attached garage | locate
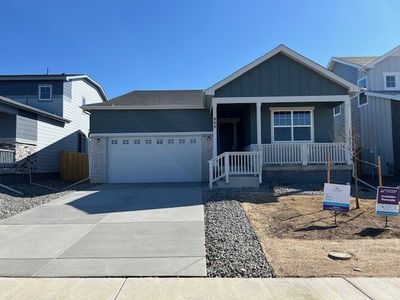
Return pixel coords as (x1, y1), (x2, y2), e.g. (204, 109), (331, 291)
(107, 135), (202, 183)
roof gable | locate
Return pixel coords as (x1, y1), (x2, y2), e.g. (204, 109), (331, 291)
(206, 45), (359, 96)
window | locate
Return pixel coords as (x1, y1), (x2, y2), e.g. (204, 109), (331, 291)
(38, 85), (52, 101)
(190, 138), (197, 144)
(122, 139), (129, 144)
(271, 109), (313, 142)
(82, 97), (86, 106)
(357, 76), (367, 89)
(333, 105), (341, 116)
(358, 92), (368, 107)
(167, 139), (174, 144)
(156, 139), (163, 144)
(384, 73), (400, 90)
(134, 139), (140, 144)
(179, 139), (185, 144)
(111, 139), (118, 145)
(145, 139), (152, 144)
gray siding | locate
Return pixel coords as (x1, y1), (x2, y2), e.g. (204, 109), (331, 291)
(90, 110), (212, 134)
(331, 63), (358, 85)
(215, 53), (348, 97)
(0, 112), (16, 139)
(246, 102), (337, 144)
(16, 110), (38, 144)
(358, 96), (393, 175)
(368, 55), (400, 91)
(0, 80), (64, 116)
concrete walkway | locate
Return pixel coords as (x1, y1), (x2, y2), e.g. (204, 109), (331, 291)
(0, 183), (206, 277)
(0, 277), (399, 299)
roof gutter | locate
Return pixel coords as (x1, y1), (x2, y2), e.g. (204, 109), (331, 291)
(82, 105), (205, 111)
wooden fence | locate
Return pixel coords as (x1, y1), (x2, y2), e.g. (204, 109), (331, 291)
(60, 151), (89, 182)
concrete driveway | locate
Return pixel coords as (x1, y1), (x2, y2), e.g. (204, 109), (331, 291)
(0, 183), (206, 277)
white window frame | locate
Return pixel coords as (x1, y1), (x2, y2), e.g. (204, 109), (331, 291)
(333, 105), (341, 117)
(358, 92), (368, 107)
(383, 72), (400, 91)
(270, 107), (315, 143)
(38, 84), (53, 101)
(357, 76), (367, 89)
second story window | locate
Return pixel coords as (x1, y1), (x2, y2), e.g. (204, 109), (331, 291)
(384, 73), (400, 91)
(38, 84), (52, 101)
(357, 76), (367, 89)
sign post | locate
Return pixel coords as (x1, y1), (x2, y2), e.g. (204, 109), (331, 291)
(376, 186), (399, 227)
(323, 183), (351, 224)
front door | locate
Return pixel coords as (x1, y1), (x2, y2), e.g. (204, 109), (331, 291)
(219, 123), (235, 154)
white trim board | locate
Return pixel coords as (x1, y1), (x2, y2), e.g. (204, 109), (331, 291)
(365, 92), (400, 101)
(90, 131), (213, 137)
(82, 105), (205, 111)
(364, 45), (400, 69)
(212, 95), (348, 105)
(205, 44), (360, 95)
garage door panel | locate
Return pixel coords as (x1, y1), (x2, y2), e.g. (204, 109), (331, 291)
(107, 136), (201, 183)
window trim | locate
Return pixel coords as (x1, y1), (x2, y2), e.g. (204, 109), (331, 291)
(38, 84), (53, 101)
(383, 72), (400, 91)
(270, 107), (315, 143)
(333, 105), (341, 117)
(357, 76), (367, 89)
(358, 92), (368, 107)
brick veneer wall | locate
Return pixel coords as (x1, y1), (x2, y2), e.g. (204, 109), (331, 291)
(89, 137), (107, 183)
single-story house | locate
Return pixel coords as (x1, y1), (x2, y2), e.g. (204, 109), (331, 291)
(83, 45), (359, 187)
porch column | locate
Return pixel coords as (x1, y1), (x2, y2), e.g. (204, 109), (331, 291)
(256, 102), (262, 150)
(344, 96), (352, 164)
(212, 102), (218, 157)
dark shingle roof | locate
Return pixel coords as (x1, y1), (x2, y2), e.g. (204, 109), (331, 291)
(84, 90), (204, 108)
(333, 56), (379, 67)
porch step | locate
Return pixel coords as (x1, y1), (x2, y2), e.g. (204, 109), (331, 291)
(215, 175), (260, 189)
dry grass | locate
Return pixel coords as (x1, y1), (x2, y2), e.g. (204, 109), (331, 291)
(241, 194), (400, 277)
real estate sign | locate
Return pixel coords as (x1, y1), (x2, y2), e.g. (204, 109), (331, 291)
(323, 183), (350, 213)
(376, 187), (400, 216)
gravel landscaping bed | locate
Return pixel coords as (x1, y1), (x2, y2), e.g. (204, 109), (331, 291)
(203, 188), (273, 278)
(0, 178), (93, 220)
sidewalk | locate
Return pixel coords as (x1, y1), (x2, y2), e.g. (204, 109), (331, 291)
(0, 277), (399, 299)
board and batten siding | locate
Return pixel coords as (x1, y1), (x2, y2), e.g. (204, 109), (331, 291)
(90, 109), (212, 134)
(368, 54), (400, 91)
(35, 79), (104, 173)
(358, 96), (393, 176)
(215, 53), (348, 97)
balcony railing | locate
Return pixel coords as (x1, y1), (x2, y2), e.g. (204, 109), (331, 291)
(261, 143), (349, 166)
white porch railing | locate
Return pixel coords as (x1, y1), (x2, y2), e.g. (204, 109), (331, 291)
(208, 151), (262, 189)
(261, 143), (348, 166)
(0, 149), (15, 166)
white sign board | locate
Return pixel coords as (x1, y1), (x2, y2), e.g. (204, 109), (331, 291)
(323, 183), (351, 212)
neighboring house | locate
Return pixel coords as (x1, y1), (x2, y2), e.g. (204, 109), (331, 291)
(0, 74), (107, 173)
(328, 45), (400, 176)
(84, 45), (359, 187)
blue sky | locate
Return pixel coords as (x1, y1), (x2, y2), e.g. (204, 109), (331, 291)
(0, 0), (399, 99)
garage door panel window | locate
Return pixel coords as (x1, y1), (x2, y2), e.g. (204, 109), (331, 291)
(272, 108), (314, 142)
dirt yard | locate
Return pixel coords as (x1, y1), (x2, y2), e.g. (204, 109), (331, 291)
(241, 191), (400, 277)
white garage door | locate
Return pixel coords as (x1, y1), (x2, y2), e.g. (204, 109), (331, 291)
(107, 135), (202, 183)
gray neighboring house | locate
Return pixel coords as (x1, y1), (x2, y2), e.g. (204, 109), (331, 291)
(0, 74), (107, 173)
(328, 45), (400, 176)
(84, 45), (359, 187)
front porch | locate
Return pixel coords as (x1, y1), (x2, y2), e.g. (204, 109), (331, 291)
(209, 96), (353, 188)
